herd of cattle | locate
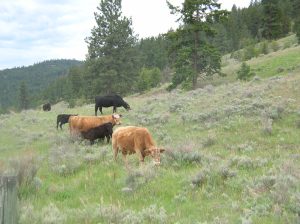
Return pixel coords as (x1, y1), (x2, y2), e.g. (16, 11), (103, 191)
(43, 95), (165, 167)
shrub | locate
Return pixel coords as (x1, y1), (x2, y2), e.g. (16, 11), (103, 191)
(259, 41), (269, 55)
(270, 40), (280, 52)
(261, 111), (273, 134)
(237, 62), (255, 81)
(243, 45), (258, 60)
(48, 143), (82, 176)
(8, 149), (41, 187)
(125, 165), (157, 190)
(164, 145), (202, 166)
(137, 67), (162, 92)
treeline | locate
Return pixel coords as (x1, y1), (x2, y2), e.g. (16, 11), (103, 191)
(43, 0), (299, 105)
(6, 0), (300, 113)
(0, 60), (82, 113)
(213, 0), (300, 54)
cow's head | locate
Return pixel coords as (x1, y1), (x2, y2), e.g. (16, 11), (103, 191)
(112, 114), (122, 125)
(145, 147), (165, 165)
(123, 101), (131, 111)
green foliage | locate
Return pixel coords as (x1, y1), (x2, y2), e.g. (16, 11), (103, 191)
(137, 35), (169, 70)
(261, 0), (290, 40)
(294, 17), (300, 44)
(270, 40), (280, 51)
(137, 67), (162, 92)
(237, 62), (255, 81)
(243, 44), (259, 60)
(167, 0), (228, 90)
(84, 0), (138, 96)
(260, 41), (269, 54)
(0, 59), (81, 112)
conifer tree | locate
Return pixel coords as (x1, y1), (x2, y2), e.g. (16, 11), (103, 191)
(85, 0), (138, 96)
(166, 0), (228, 90)
(261, 0), (289, 39)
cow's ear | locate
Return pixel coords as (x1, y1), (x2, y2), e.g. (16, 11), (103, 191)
(119, 114), (123, 117)
(159, 148), (165, 153)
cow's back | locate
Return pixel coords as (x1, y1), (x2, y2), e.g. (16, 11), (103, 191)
(69, 115), (112, 133)
(113, 126), (155, 150)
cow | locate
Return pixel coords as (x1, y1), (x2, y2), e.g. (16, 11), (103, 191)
(56, 114), (78, 130)
(112, 126), (165, 167)
(95, 95), (131, 116)
(69, 114), (122, 136)
(81, 122), (113, 144)
(42, 103), (51, 111)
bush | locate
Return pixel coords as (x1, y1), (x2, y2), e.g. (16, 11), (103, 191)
(259, 41), (269, 55)
(270, 41), (280, 52)
(137, 67), (162, 92)
(237, 62), (255, 81)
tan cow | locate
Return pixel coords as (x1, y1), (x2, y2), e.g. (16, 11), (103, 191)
(112, 126), (165, 167)
(69, 114), (121, 135)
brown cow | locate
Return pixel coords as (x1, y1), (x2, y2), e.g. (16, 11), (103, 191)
(69, 114), (121, 135)
(112, 126), (165, 167)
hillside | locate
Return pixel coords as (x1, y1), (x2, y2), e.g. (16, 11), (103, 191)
(0, 59), (82, 111)
(0, 42), (300, 223)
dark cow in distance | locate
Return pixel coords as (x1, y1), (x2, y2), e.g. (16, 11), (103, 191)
(43, 103), (51, 111)
(95, 95), (130, 116)
(81, 122), (113, 144)
(57, 114), (78, 130)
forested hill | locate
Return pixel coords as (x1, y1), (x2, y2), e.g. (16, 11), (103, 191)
(0, 59), (82, 112)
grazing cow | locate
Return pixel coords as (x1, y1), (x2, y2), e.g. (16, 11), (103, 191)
(112, 126), (165, 167)
(95, 95), (131, 116)
(43, 103), (51, 111)
(69, 114), (121, 135)
(81, 122), (113, 144)
(56, 114), (78, 130)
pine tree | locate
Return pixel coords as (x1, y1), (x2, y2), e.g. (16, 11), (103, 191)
(85, 0), (138, 96)
(166, 0), (228, 90)
(19, 81), (29, 110)
(261, 0), (290, 39)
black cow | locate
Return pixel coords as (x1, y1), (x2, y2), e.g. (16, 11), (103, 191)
(43, 103), (51, 111)
(56, 114), (78, 130)
(95, 95), (131, 116)
(81, 122), (113, 144)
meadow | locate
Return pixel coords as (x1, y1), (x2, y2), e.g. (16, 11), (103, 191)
(0, 36), (300, 223)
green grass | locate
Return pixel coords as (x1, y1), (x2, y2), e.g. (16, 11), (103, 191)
(2, 39), (300, 224)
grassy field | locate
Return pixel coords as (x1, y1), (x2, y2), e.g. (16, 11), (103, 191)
(1, 39), (300, 223)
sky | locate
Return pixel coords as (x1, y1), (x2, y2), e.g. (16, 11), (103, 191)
(0, 0), (251, 70)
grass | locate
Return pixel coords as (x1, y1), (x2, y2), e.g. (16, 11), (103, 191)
(1, 39), (300, 224)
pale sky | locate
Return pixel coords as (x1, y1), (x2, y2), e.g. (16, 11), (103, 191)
(0, 0), (251, 70)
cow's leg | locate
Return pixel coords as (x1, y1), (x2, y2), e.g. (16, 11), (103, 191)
(113, 106), (117, 113)
(106, 135), (110, 143)
(136, 150), (144, 166)
(112, 141), (118, 162)
(122, 153), (129, 170)
(60, 123), (63, 130)
(95, 104), (98, 116)
(100, 107), (103, 114)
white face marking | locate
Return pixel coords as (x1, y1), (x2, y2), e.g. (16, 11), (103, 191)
(113, 114), (120, 119)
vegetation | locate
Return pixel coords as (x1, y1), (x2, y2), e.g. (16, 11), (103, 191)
(1, 0), (300, 222)
(236, 62), (255, 81)
(0, 59), (82, 112)
(166, 0), (228, 90)
(1, 48), (300, 222)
